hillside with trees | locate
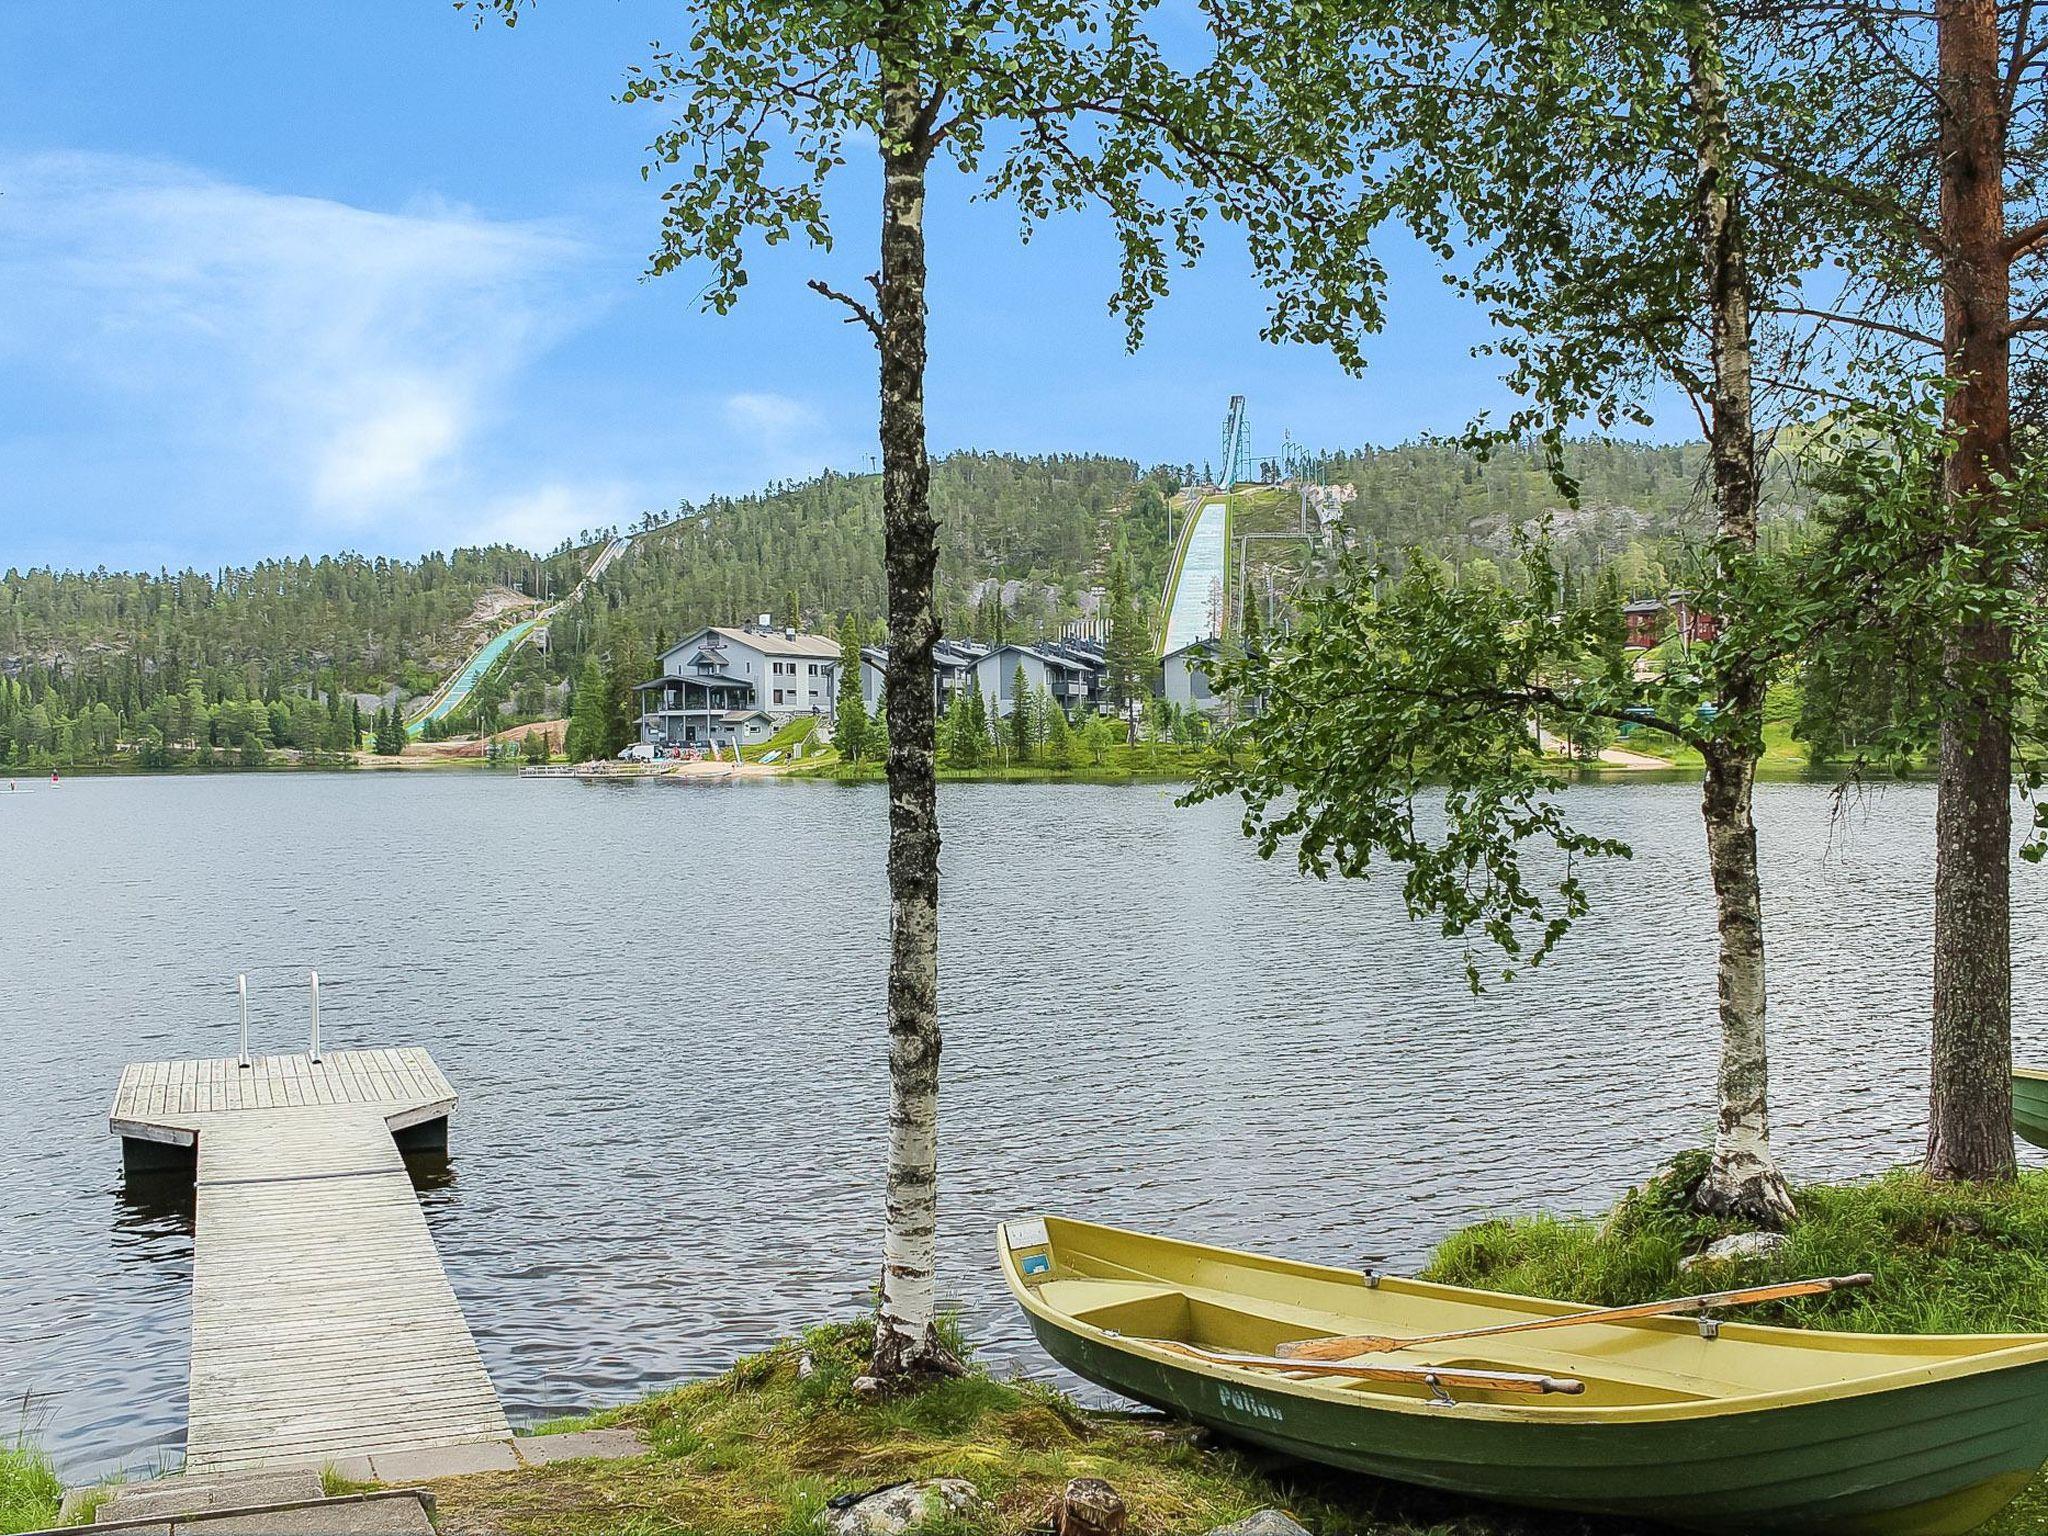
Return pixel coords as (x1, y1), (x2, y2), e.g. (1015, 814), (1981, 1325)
(0, 439), (1764, 770)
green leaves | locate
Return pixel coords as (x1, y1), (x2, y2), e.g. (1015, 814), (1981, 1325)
(1184, 542), (1634, 989)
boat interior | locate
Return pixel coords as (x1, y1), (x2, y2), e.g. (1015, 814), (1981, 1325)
(1015, 1217), (2025, 1412)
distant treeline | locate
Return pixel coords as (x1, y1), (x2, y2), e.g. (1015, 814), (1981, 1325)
(0, 440), (1790, 769)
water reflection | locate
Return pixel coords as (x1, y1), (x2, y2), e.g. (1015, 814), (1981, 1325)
(112, 1173), (195, 1241)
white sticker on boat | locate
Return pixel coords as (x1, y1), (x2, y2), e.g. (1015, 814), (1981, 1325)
(1005, 1218), (1048, 1250)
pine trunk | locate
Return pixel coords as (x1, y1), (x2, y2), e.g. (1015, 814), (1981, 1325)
(1926, 0), (2016, 1184)
(1689, 16), (1794, 1225)
(869, 40), (950, 1379)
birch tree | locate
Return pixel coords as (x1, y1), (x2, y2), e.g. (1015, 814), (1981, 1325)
(475, 0), (1369, 1378)
(1199, 0), (1842, 1222)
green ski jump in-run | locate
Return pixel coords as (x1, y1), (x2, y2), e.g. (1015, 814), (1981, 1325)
(1156, 394), (1251, 654)
(404, 533), (631, 738)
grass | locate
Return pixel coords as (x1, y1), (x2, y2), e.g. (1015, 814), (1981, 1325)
(744, 716), (823, 762)
(1424, 1152), (2048, 1536)
(0, 1443), (61, 1535)
(791, 740), (1233, 784)
(421, 1322), (1642, 1536)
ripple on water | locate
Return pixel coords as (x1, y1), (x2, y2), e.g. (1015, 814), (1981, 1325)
(0, 773), (2040, 1476)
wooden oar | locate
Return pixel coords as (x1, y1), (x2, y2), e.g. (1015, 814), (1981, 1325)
(1145, 1339), (1585, 1396)
(1275, 1273), (1877, 1363)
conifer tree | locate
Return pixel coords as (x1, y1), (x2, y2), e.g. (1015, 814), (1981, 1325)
(602, 625), (650, 759)
(835, 615), (871, 765)
(1104, 535), (1150, 723)
(565, 655), (609, 763)
(1045, 695), (1074, 771)
(1007, 665), (1034, 762)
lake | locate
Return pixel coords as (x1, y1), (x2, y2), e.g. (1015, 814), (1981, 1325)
(3, 771), (2044, 1477)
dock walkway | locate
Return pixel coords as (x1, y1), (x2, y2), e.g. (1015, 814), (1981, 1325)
(110, 1048), (509, 1474)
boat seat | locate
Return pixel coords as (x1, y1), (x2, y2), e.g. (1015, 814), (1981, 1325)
(1039, 1278), (1191, 1338)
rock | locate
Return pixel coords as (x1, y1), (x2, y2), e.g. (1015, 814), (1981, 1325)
(796, 1351), (817, 1381)
(1051, 1476), (1126, 1536)
(824, 1478), (986, 1536)
(849, 1373), (886, 1401)
(1680, 1231), (1789, 1271)
(1207, 1512), (1314, 1536)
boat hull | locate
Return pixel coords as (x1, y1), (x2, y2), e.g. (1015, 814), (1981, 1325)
(1026, 1311), (2046, 1534)
(1004, 1217), (2048, 1535)
(2012, 1068), (2048, 1151)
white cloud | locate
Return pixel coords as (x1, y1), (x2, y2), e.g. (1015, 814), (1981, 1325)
(0, 150), (591, 543)
(471, 480), (640, 550)
(722, 390), (819, 439)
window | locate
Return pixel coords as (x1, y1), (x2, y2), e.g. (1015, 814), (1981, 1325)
(808, 663), (819, 675)
(773, 688), (785, 704)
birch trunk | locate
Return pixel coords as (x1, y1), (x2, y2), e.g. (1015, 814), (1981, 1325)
(1688, 15), (1795, 1224)
(1926, 0), (2016, 1183)
(869, 48), (950, 1374)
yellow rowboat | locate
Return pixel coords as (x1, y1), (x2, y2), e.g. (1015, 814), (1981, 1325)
(999, 1216), (2048, 1534)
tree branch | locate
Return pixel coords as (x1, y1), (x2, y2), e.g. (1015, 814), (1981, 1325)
(807, 278), (885, 342)
(1759, 302), (1942, 350)
(2006, 214), (2048, 261)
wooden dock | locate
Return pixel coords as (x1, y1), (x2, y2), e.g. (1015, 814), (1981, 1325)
(110, 1048), (511, 1474)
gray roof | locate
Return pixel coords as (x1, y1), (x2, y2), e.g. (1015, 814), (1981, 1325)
(706, 625), (840, 659)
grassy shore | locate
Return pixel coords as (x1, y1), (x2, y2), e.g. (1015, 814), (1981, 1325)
(790, 741), (1235, 783)
(20, 1164), (2048, 1534)
(0, 1444), (61, 1534)
(416, 1160), (2048, 1536)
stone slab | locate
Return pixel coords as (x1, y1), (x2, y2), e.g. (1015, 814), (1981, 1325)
(511, 1428), (646, 1466)
(202, 1500), (433, 1534)
(366, 1440), (520, 1482)
(100, 1469), (325, 1522)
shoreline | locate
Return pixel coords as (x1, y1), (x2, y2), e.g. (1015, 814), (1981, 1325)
(5, 756), (1935, 787)
(23, 1162), (2048, 1536)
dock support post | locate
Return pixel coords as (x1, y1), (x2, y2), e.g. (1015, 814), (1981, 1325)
(309, 969), (321, 1063)
(238, 973), (250, 1069)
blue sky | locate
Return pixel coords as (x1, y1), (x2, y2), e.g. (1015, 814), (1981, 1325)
(0, 3), (1651, 572)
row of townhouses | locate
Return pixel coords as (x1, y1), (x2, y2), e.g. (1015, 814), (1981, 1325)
(856, 636), (1113, 721)
(633, 623), (1223, 749)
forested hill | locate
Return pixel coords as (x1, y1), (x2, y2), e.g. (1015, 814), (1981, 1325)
(541, 438), (1742, 674)
(0, 439), (1745, 765)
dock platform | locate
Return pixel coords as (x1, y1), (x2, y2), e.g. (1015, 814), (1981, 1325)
(110, 1048), (510, 1474)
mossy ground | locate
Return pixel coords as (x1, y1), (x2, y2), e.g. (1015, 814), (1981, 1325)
(425, 1322), (1632, 1536)
(425, 1164), (2048, 1536)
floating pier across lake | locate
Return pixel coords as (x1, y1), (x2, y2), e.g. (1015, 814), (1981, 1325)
(110, 1043), (510, 1474)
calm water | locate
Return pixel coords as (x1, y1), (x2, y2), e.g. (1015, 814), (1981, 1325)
(4, 772), (2045, 1476)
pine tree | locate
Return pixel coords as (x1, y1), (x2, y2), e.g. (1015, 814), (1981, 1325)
(1105, 534), (1150, 738)
(1044, 693), (1073, 770)
(602, 624), (651, 759)
(942, 688), (981, 770)
(1007, 664), (1033, 762)
(565, 655), (609, 762)
(964, 682), (990, 765)
(835, 615), (870, 764)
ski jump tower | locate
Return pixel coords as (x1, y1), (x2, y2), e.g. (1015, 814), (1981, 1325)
(1158, 397), (1250, 654)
